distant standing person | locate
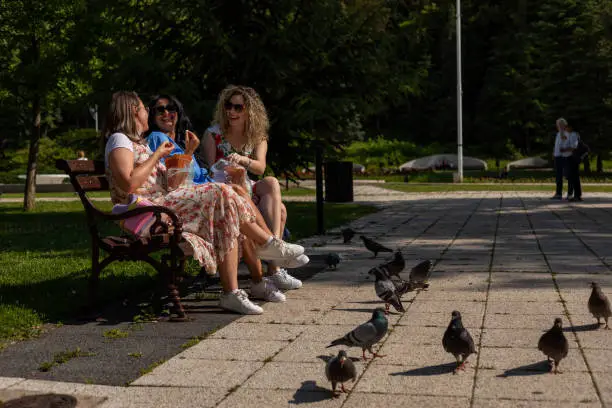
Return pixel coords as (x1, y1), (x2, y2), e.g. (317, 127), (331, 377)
(566, 125), (583, 202)
(77, 150), (88, 160)
(551, 118), (577, 200)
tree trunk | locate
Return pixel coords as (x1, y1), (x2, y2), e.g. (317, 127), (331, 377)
(24, 96), (42, 211)
(24, 35), (41, 211)
(597, 153), (603, 173)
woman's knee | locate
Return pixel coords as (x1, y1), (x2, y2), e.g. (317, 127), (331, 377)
(258, 176), (281, 197)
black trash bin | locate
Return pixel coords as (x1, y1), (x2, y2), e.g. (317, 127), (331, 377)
(324, 161), (354, 202)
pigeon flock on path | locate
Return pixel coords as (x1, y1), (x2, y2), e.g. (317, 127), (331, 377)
(321, 230), (612, 397)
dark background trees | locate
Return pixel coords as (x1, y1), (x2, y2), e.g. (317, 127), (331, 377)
(1, 0), (611, 208)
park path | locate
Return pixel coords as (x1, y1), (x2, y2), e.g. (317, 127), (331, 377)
(2, 191), (612, 407)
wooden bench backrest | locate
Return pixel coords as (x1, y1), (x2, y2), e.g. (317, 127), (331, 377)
(56, 159), (109, 192)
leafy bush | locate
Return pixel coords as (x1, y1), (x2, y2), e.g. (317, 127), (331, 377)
(339, 137), (459, 172)
(1, 129), (100, 179)
(54, 128), (101, 160)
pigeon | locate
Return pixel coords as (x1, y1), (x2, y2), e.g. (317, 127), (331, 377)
(382, 251), (406, 278)
(588, 282), (611, 329)
(409, 259), (434, 289)
(368, 267), (405, 314)
(360, 235), (393, 258)
(442, 310), (476, 373)
(325, 350), (357, 397)
(342, 228), (356, 244)
(538, 317), (569, 374)
(325, 253), (341, 269)
(327, 308), (388, 360)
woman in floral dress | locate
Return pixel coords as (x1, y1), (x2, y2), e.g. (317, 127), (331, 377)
(102, 91), (304, 314)
(201, 85), (302, 291)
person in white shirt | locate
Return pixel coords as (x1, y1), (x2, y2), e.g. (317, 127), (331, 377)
(551, 118), (578, 199)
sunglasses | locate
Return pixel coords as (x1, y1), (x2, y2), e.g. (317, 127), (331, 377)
(224, 101), (244, 113)
(154, 104), (178, 115)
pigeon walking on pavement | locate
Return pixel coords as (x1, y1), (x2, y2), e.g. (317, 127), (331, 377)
(382, 251), (406, 278)
(442, 310), (476, 373)
(325, 253), (341, 270)
(360, 235), (393, 258)
(342, 228), (356, 244)
(325, 350), (357, 397)
(538, 317), (569, 374)
(327, 308), (388, 360)
(368, 267), (406, 314)
(588, 282), (611, 329)
(409, 259), (434, 289)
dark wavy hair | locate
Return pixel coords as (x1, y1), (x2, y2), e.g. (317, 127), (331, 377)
(145, 94), (193, 148)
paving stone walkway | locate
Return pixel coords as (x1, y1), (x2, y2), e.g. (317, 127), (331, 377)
(3, 191), (612, 407)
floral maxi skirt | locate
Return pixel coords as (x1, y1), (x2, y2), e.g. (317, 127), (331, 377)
(152, 183), (256, 274)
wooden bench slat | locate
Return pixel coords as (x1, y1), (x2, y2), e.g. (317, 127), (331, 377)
(77, 175), (109, 192)
(56, 159), (106, 175)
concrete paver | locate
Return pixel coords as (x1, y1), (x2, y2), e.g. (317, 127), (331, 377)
(4, 190), (612, 407)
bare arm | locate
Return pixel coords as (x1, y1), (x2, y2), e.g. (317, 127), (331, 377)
(247, 140), (268, 175)
(201, 130), (217, 167)
(109, 143), (173, 193)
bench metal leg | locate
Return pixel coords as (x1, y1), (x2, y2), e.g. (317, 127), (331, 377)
(89, 239), (102, 308)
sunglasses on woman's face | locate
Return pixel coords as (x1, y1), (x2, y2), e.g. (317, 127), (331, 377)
(154, 104), (178, 115)
(224, 101), (244, 113)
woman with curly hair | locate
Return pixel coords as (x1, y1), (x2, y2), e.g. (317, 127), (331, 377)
(145, 94), (304, 302)
(202, 85), (302, 291)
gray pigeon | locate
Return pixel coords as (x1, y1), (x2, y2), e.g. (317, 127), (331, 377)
(325, 253), (341, 269)
(342, 228), (356, 244)
(409, 259), (434, 289)
(327, 308), (388, 360)
(368, 267), (405, 314)
(442, 310), (476, 373)
(382, 251), (405, 278)
(538, 317), (569, 374)
(325, 350), (357, 397)
(588, 282), (611, 329)
(360, 235), (393, 258)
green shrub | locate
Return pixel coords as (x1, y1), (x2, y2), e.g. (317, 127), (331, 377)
(340, 137), (456, 172)
(54, 128), (101, 160)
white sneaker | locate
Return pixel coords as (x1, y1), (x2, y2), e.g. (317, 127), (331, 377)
(269, 269), (303, 290)
(276, 254), (310, 269)
(250, 279), (286, 302)
(219, 289), (264, 315)
(256, 238), (304, 261)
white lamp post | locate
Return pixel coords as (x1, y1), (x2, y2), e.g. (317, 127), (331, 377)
(456, 0), (463, 182)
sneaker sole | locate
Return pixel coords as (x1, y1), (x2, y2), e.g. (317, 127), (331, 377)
(276, 255), (310, 269)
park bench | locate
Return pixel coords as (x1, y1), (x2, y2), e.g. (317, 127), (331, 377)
(56, 159), (193, 321)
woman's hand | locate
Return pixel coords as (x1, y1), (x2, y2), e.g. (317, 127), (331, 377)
(154, 141), (174, 160)
(184, 130), (200, 156)
(227, 153), (247, 166)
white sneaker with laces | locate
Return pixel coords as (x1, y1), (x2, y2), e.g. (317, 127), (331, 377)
(219, 289), (264, 315)
(269, 269), (303, 290)
(256, 238), (304, 261)
(250, 278), (286, 302)
(276, 254), (310, 269)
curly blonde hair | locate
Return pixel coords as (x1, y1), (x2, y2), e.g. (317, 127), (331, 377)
(213, 85), (269, 151)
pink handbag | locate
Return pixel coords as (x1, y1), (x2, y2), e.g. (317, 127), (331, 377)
(112, 195), (157, 238)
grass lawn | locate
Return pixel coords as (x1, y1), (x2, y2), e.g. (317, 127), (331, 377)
(0, 200), (376, 342)
(1, 187), (315, 199)
(381, 182), (612, 193)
